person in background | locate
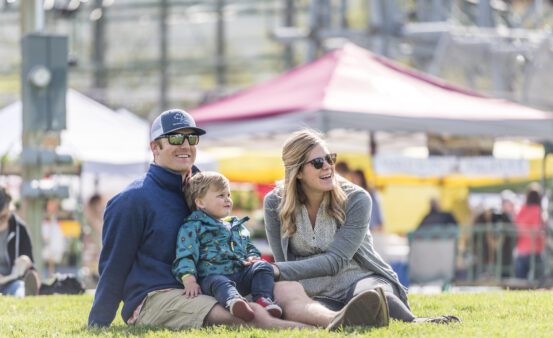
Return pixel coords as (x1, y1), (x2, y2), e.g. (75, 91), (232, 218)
(350, 169), (384, 232)
(89, 109), (384, 330)
(0, 186), (40, 296)
(471, 205), (515, 278)
(514, 183), (545, 280)
(173, 172), (285, 323)
(417, 198), (458, 230)
(264, 129), (460, 325)
(500, 189), (517, 221)
(83, 193), (106, 281)
(42, 198), (66, 276)
(334, 161), (351, 180)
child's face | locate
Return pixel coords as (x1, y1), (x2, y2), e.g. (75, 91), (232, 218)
(195, 185), (233, 219)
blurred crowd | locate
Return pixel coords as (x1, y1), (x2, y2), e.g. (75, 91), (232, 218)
(412, 183), (547, 283)
(332, 161), (548, 284)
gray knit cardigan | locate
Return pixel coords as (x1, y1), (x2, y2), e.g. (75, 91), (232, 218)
(263, 183), (409, 306)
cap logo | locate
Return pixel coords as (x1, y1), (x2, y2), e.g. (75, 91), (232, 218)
(173, 112), (186, 123)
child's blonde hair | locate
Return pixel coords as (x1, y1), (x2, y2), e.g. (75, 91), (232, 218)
(185, 171), (230, 211)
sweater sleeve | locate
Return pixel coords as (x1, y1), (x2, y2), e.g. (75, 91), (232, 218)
(172, 221), (200, 281)
(88, 194), (145, 327)
(263, 191), (286, 262)
(277, 188), (373, 281)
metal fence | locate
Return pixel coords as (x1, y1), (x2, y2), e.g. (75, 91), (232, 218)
(407, 223), (549, 289)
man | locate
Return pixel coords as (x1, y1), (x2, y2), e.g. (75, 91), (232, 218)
(0, 186), (40, 296)
(88, 109), (388, 330)
(417, 198), (458, 230)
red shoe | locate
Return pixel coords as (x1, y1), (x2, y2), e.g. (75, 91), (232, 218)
(228, 298), (254, 322)
(255, 297), (282, 318)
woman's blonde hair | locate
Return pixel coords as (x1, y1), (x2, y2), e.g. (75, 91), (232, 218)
(185, 171), (229, 211)
(278, 129), (347, 236)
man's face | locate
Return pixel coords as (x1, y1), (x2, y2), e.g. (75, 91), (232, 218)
(150, 128), (198, 174)
(0, 205), (9, 231)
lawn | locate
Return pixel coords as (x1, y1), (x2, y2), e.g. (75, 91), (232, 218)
(1, 290), (552, 337)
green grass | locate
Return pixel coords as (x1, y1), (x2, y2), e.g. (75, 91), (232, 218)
(1, 291), (552, 337)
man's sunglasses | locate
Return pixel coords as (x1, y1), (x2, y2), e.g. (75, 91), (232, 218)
(305, 153), (337, 169)
(157, 133), (200, 146)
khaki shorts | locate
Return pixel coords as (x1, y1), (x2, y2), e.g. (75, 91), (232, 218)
(134, 289), (218, 330)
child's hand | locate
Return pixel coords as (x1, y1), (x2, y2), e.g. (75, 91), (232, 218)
(242, 256), (261, 266)
(182, 275), (202, 298)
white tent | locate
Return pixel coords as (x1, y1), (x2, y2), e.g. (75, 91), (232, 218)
(0, 89), (217, 175)
(0, 89), (152, 174)
(0, 90), (217, 198)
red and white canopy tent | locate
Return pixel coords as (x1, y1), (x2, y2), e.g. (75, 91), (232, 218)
(190, 43), (553, 141)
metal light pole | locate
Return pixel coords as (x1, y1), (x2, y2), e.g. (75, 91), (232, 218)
(20, 0), (71, 276)
(159, 0), (169, 111)
(20, 0), (46, 277)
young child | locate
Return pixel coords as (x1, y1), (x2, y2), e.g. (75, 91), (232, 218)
(172, 172), (282, 322)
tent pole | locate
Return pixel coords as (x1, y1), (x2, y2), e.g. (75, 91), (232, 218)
(369, 131), (377, 156)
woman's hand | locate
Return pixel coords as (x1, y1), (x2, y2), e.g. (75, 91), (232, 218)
(182, 275), (202, 298)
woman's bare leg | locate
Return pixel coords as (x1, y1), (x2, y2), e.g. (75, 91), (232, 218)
(248, 302), (313, 329)
(204, 302), (313, 329)
(274, 281), (335, 327)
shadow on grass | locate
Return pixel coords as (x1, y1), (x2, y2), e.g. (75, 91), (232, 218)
(73, 324), (191, 336)
(73, 324), (382, 336)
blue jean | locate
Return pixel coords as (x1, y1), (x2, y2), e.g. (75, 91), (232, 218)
(514, 253), (543, 280)
(199, 261), (274, 308)
(0, 279), (25, 297)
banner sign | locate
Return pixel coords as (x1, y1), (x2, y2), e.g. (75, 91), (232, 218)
(374, 156), (529, 178)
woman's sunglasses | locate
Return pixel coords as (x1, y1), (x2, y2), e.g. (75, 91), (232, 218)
(157, 133), (200, 146)
(305, 153), (337, 169)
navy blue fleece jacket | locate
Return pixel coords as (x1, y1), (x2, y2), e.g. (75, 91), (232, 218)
(88, 164), (193, 327)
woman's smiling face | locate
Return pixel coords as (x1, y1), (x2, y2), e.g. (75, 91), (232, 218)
(297, 144), (336, 194)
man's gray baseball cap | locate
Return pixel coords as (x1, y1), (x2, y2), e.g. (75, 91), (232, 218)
(150, 109), (206, 141)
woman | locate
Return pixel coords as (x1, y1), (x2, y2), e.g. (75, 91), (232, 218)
(514, 183), (545, 280)
(42, 198), (66, 276)
(264, 129), (459, 324)
(350, 169), (384, 232)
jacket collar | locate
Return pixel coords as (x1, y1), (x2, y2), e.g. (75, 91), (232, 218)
(149, 163), (201, 194)
(7, 214), (17, 233)
(187, 209), (249, 228)
(149, 164), (185, 193)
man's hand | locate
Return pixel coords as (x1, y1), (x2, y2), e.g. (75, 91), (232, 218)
(182, 275), (202, 298)
(242, 256), (261, 266)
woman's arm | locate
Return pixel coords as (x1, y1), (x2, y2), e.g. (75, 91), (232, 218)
(277, 188), (373, 281)
(263, 191), (286, 262)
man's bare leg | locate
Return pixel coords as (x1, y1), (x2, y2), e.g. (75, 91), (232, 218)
(274, 281), (335, 327)
(204, 302), (313, 329)
(204, 304), (245, 326)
